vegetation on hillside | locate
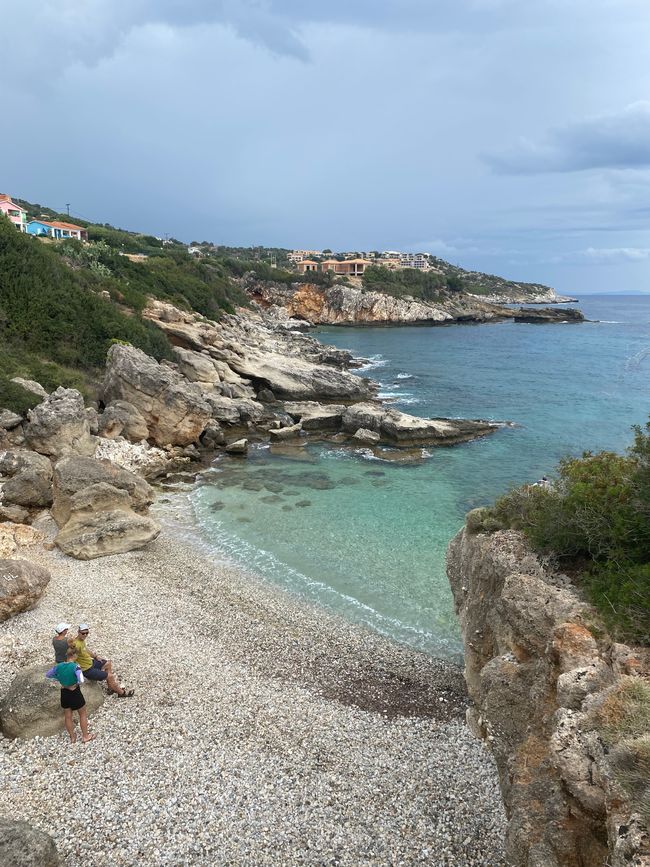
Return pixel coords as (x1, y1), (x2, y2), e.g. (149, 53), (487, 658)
(473, 421), (650, 644)
(363, 265), (450, 302)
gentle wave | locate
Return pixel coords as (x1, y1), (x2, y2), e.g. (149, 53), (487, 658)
(396, 373), (414, 380)
(357, 353), (389, 371)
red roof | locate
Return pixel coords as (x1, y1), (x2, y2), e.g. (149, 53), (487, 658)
(29, 219), (86, 232)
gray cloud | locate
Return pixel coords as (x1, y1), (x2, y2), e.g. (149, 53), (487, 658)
(484, 102), (650, 174)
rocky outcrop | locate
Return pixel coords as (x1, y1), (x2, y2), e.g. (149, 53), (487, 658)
(0, 450), (53, 509)
(0, 558), (51, 622)
(0, 819), (59, 867)
(342, 402), (499, 445)
(0, 665), (104, 738)
(246, 281), (584, 327)
(447, 523), (650, 867)
(9, 377), (48, 398)
(511, 306), (585, 323)
(54, 499), (160, 560)
(102, 344), (212, 446)
(52, 456), (154, 526)
(98, 400), (149, 442)
(283, 401), (346, 431)
(23, 388), (96, 458)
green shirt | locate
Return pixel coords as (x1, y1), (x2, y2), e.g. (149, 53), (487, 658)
(53, 662), (79, 688)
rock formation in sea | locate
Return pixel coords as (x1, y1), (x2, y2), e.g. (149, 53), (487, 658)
(446, 519), (650, 867)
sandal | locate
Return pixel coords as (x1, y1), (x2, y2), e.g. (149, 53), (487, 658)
(118, 689), (135, 698)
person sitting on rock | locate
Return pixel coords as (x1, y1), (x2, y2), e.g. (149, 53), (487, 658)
(45, 645), (96, 744)
(52, 622), (72, 663)
(73, 623), (134, 698)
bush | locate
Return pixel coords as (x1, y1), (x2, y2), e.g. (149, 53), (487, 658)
(481, 421), (650, 644)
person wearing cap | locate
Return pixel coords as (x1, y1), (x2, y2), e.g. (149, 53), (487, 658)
(53, 622), (72, 664)
(73, 624), (134, 698)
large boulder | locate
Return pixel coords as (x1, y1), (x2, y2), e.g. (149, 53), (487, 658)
(0, 450), (53, 508)
(55, 508), (160, 560)
(23, 388), (96, 458)
(102, 344), (211, 446)
(341, 403), (385, 434)
(173, 347), (220, 384)
(52, 456), (154, 527)
(283, 401), (345, 431)
(97, 400), (149, 442)
(0, 559), (51, 622)
(226, 350), (374, 402)
(0, 819), (59, 867)
(9, 377), (48, 398)
(0, 410), (23, 431)
(342, 402), (499, 446)
(0, 664), (104, 738)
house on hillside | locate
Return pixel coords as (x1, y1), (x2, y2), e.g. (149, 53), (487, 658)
(321, 258), (371, 276)
(296, 259), (320, 274)
(26, 219), (88, 241)
(0, 194), (27, 231)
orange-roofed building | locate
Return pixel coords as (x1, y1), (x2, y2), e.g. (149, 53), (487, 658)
(0, 194), (27, 231)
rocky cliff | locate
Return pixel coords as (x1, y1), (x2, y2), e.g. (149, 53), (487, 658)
(246, 280), (584, 327)
(447, 522), (650, 867)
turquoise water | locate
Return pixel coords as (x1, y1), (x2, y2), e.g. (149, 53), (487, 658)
(190, 295), (650, 659)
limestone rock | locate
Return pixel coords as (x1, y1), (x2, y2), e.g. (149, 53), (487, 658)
(23, 388), (96, 458)
(173, 347), (220, 384)
(269, 423), (303, 441)
(0, 664), (104, 738)
(352, 427), (381, 445)
(98, 400), (149, 442)
(0, 524), (44, 559)
(9, 377), (48, 398)
(200, 421), (226, 449)
(204, 395), (240, 425)
(55, 509), (160, 560)
(52, 456), (154, 527)
(0, 558), (51, 622)
(0, 410), (23, 430)
(102, 344), (211, 446)
(341, 403), (384, 434)
(0, 818), (59, 867)
(343, 402), (498, 446)
(225, 439), (248, 455)
(0, 504), (30, 524)
(227, 351), (374, 402)
(446, 525), (646, 867)
(0, 450), (53, 508)
(283, 401), (345, 431)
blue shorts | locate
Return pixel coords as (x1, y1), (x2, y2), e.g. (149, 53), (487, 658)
(83, 658), (108, 681)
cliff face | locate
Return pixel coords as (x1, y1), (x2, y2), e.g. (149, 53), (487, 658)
(246, 281), (583, 327)
(446, 524), (650, 867)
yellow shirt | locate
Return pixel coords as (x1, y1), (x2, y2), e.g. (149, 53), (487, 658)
(73, 638), (93, 671)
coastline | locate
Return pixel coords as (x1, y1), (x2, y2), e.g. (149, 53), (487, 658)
(0, 505), (506, 866)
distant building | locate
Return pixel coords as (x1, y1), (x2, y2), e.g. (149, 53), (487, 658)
(399, 253), (430, 270)
(289, 249), (321, 264)
(321, 258), (371, 277)
(26, 219), (88, 241)
(0, 194), (27, 231)
(188, 246), (202, 256)
(296, 259), (320, 273)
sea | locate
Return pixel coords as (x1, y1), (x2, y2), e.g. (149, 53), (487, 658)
(183, 295), (650, 660)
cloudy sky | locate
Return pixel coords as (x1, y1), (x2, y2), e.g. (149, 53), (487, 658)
(3, 0), (650, 292)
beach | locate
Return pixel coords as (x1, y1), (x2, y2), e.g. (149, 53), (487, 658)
(0, 512), (506, 866)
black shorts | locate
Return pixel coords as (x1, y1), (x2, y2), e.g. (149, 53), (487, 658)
(60, 686), (86, 711)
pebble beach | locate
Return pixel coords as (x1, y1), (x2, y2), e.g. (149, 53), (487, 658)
(0, 512), (506, 866)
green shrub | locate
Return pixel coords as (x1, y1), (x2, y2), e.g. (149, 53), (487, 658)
(481, 421), (650, 644)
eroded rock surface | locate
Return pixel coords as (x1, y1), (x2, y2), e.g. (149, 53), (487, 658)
(23, 388), (96, 458)
(0, 558), (51, 622)
(0, 450), (53, 508)
(447, 523), (650, 867)
(0, 818), (59, 867)
(102, 344), (211, 446)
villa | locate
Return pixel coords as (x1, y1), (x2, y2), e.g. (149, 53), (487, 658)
(26, 219), (88, 241)
(0, 194), (27, 231)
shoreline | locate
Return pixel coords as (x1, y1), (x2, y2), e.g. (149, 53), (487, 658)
(0, 510), (506, 866)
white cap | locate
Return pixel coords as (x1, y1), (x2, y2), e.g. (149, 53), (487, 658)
(78, 623), (90, 632)
(55, 622), (71, 635)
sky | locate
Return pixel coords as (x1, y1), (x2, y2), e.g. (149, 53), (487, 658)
(2, 0), (650, 293)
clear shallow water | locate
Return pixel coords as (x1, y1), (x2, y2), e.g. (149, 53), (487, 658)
(190, 295), (650, 659)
